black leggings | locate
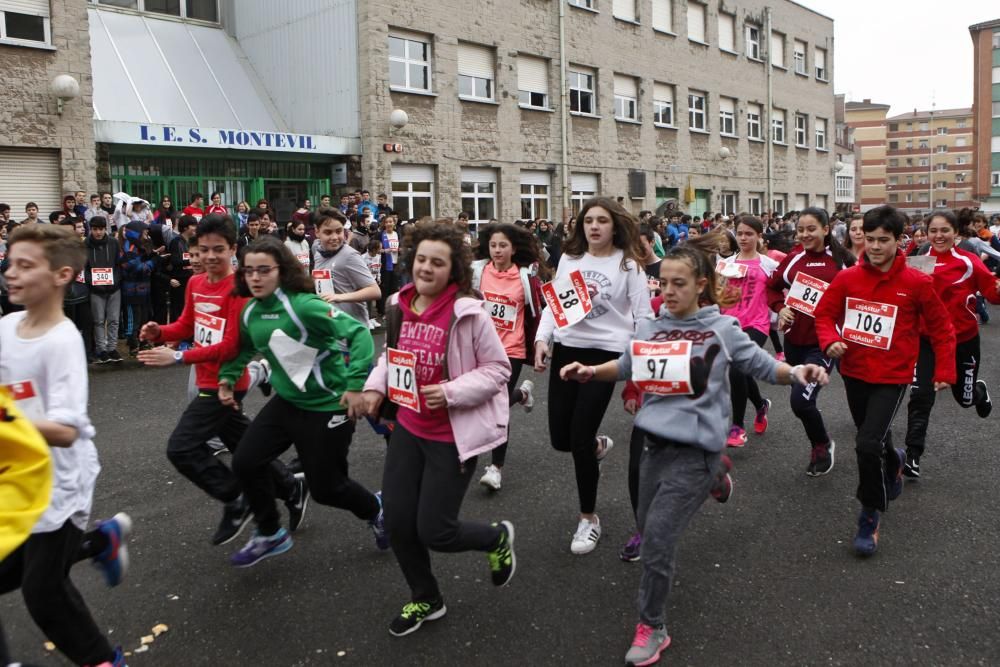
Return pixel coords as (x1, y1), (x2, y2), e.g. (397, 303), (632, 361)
(843, 376), (907, 512)
(628, 424), (645, 519)
(491, 358), (525, 467)
(548, 343), (619, 514)
(784, 340), (836, 446)
(769, 327), (784, 355)
(905, 335), (985, 457)
(729, 327), (768, 429)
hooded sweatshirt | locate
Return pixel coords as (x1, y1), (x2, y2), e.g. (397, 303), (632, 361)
(615, 305), (780, 452)
(84, 233), (122, 295)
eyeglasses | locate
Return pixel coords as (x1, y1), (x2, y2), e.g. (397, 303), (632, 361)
(240, 265), (278, 276)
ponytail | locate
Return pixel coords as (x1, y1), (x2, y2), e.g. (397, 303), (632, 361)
(668, 231), (739, 308)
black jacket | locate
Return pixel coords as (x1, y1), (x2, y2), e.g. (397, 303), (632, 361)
(85, 235), (123, 295)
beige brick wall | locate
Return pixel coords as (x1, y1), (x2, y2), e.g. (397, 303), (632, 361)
(0, 0), (96, 196)
(359, 0), (836, 221)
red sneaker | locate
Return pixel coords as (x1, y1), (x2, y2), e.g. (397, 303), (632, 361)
(753, 398), (771, 434)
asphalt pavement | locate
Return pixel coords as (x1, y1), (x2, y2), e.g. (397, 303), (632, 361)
(3, 328), (1000, 666)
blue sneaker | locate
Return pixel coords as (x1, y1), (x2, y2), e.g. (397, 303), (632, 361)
(853, 509), (880, 556)
(92, 513), (132, 587)
(887, 448), (905, 501)
(230, 528), (292, 568)
(370, 491), (389, 550)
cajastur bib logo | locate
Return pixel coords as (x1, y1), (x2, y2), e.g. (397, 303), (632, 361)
(647, 329), (720, 399)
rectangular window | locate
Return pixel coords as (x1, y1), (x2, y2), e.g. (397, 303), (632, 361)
(906, 140), (913, 149)
(994, 102), (1000, 118)
(889, 123), (899, 132)
(919, 139), (928, 149)
(569, 67), (596, 115)
(570, 173), (599, 215)
(992, 172), (1000, 187)
(772, 108), (786, 144)
(770, 31), (785, 68)
(145, 0), (181, 17)
(936, 162), (946, 171)
(889, 159), (898, 167)
(568, 0), (594, 8)
(517, 55), (549, 109)
(613, 0), (636, 22)
(793, 40), (806, 74)
(795, 113), (807, 146)
(836, 176), (853, 199)
(955, 173), (966, 183)
(721, 191), (737, 215)
(520, 171), (551, 221)
(747, 103), (762, 139)
(993, 137), (1000, 151)
(718, 12), (735, 51)
(653, 82), (674, 126)
(957, 119), (966, 128)
(772, 195), (786, 216)
(956, 156), (967, 165)
(652, 0), (673, 32)
(460, 168), (498, 226)
(688, 91), (706, 131)
(0, 1), (50, 45)
(687, 2), (705, 43)
(888, 176), (899, 185)
(955, 137), (966, 147)
(815, 118), (827, 149)
(719, 97), (736, 136)
(936, 198), (948, 207)
(458, 43), (495, 101)
(993, 32), (1000, 49)
(937, 127), (947, 135)
(748, 193), (762, 215)
(391, 165), (435, 220)
(889, 141), (899, 150)
(389, 32), (432, 92)
(614, 74), (638, 121)
(815, 47), (827, 79)
(905, 194), (913, 203)
(889, 194), (899, 203)
(919, 122), (929, 131)
(993, 66), (1000, 84)
(746, 24), (761, 60)
(936, 145), (947, 153)
(186, 0), (217, 22)
(918, 193), (929, 202)
(918, 158), (928, 167)
(936, 181), (948, 189)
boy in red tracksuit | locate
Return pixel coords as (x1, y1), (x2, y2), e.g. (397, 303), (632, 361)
(815, 205), (955, 557)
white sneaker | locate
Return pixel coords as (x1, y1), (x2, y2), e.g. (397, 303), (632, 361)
(368, 319), (377, 330)
(570, 516), (601, 555)
(479, 464), (502, 491)
(595, 435), (614, 461)
(518, 379), (535, 413)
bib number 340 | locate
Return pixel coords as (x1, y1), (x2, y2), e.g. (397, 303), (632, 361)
(541, 269), (593, 329)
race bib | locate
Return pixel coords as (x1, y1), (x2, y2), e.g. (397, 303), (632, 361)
(785, 273), (829, 317)
(313, 269), (334, 295)
(647, 277), (661, 295)
(75, 270), (86, 284)
(91, 267), (114, 286)
(631, 341), (693, 396)
(182, 252), (191, 263)
(194, 312), (225, 348)
(388, 238), (399, 250)
(716, 260), (748, 279)
(483, 291), (518, 332)
(4, 380), (44, 421)
(387, 347), (419, 412)
(842, 298), (897, 351)
(541, 269), (593, 329)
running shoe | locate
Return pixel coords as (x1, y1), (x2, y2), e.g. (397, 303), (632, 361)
(619, 532), (642, 562)
(903, 451), (920, 479)
(388, 598), (447, 637)
(570, 516), (601, 555)
(487, 520), (516, 587)
(230, 528), (292, 567)
(370, 491), (389, 550)
(94, 645), (127, 667)
(285, 473), (309, 532)
(479, 464), (502, 491)
(96, 351), (110, 364)
(753, 398), (771, 434)
(806, 441), (835, 477)
(92, 512), (132, 587)
(518, 379), (535, 412)
(976, 380), (992, 418)
(368, 319), (377, 330)
(624, 622), (671, 666)
(108, 349), (123, 363)
(595, 435), (615, 462)
(212, 496), (252, 546)
(775, 352), (785, 362)
(886, 448), (905, 501)
(258, 358), (272, 397)
(711, 473), (734, 504)
(726, 425), (747, 448)
(853, 509), (880, 556)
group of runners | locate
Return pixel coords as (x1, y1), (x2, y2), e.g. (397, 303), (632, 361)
(1, 197), (996, 667)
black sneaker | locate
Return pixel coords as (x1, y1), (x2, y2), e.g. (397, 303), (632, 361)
(285, 474), (309, 532)
(976, 380), (992, 418)
(487, 521), (516, 587)
(212, 496), (252, 546)
(96, 351), (110, 364)
(903, 452), (920, 479)
(806, 441), (835, 477)
(388, 598), (447, 637)
(108, 349), (123, 363)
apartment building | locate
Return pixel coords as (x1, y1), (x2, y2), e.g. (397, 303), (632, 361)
(833, 93), (856, 212)
(844, 99), (890, 213)
(970, 18), (1000, 214)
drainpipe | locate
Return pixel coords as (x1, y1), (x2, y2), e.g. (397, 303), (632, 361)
(559, 0), (570, 223)
(765, 7), (773, 215)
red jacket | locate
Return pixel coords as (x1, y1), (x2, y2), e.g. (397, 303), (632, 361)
(814, 252), (956, 385)
(919, 246), (1000, 343)
(766, 246), (844, 347)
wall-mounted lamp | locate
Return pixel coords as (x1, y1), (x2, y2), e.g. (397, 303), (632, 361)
(389, 108), (409, 129)
(50, 74), (80, 115)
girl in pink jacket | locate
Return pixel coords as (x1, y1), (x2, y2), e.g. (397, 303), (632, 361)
(362, 223), (515, 638)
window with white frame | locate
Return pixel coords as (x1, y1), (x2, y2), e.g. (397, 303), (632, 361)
(836, 175), (853, 199)
(992, 171), (1000, 187)
(815, 118), (827, 149)
(687, 2), (705, 43)
(918, 192), (929, 202)
(719, 97), (736, 136)
(746, 24), (761, 59)
(993, 136), (1000, 151)
(993, 32), (1000, 49)
(794, 113), (807, 146)
(816, 194), (828, 210)
(568, 0), (594, 8)
(919, 158), (929, 167)
(460, 168), (497, 225)
(569, 67), (596, 115)
(653, 83), (675, 126)
(936, 181), (947, 189)
(889, 176), (899, 185)
(919, 122), (929, 131)
(614, 74), (638, 121)
(994, 66), (1000, 84)
(919, 139), (929, 149)
(935, 162), (945, 170)
(955, 173), (966, 183)
(391, 165), (435, 219)
(721, 191), (737, 215)
(748, 193), (763, 215)
(937, 127), (947, 135)
(770, 31), (785, 67)
(93, 0), (218, 21)
(688, 91), (707, 131)
(520, 171), (550, 220)
(957, 118), (967, 127)
(0, 1), (51, 45)
(517, 55), (549, 109)
(389, 31), (432, 92)
(458, 43), (495, 101)
(994, 102), (1000, 117)
(889, 159), (898, 167)
(747, 102), (762, 139)
(936, 145), (947, 153)
(613, 0), (636, 22)
(793, 40), (806, 74)
(794, 194), (808, 210)
(956, 156), (967, 165)
(936, 198), (948, 207)
(815, 47), (827, 79)
(905, 193), (913, 203)
(570, 173), (599, 215)
(718, 12), (735, 51)
(652, 0), (672, 32)
(773, 195), (786, 216)
(772, 108), (786, 143)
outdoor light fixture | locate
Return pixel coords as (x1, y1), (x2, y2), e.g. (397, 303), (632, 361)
(50, 74), (80, 115)
(389, 109), (409, 129)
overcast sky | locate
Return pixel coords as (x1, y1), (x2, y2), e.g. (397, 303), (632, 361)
(798, 0), (997, 115)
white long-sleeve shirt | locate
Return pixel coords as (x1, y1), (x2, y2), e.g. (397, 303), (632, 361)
(535, 249), (653, 353)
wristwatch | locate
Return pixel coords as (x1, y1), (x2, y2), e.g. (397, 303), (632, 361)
(173, 350), (184, 365)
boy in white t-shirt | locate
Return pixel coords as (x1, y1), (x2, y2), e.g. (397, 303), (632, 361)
(0, 224), (128, 667)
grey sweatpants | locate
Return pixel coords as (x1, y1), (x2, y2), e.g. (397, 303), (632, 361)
(90, 291), (121, 353)
(636, 436), (720, 627)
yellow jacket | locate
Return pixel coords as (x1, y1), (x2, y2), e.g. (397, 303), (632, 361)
(0, 386), (52, 560)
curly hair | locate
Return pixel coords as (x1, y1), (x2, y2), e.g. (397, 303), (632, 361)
(233, 235), (313, 297)
(475, 222), (552, 280)
(561, 196), (645, 271)
(400, 222), (474, 295)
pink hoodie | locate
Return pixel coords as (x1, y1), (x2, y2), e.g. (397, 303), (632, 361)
(365, 293), (512, 462)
